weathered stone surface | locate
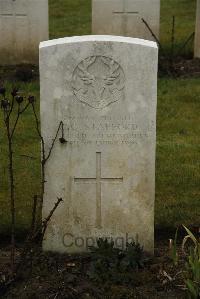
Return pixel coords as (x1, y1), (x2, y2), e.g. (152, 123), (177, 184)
(0, 0), (49, 65)
(40, 36), (158, 254)
(195, 0), (200, 58)
(92, 0), (160, 41)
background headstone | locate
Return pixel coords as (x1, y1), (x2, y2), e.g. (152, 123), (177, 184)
(0, 0), (49, 65)
(40, 35), (158, 254)
(195, 0), (200, 58)
(92, 0), (160, 41)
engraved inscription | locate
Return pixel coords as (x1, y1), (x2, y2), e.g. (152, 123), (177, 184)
(74, 152), (123, 228)
(71, 56), (125, 109)
(61, 114), (155, 146)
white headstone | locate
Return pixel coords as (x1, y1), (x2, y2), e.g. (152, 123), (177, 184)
(0, 0), (49, 65)
(195, 0), (200, 58)
(92, 0), (160, 41)
(40, 35), (158, 254)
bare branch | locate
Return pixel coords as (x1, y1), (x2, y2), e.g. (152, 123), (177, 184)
(176, 32), (195, 57)
(11, 102), (30, 139)
(142, 18), (166, 56)
(45, 121), (64, 162)
(7, 95), (15, 118)
(41, 197), (63, 238)
(19, 102), (30, 114)
(10, 105), (20, 139)
(31, 195), (38, 234)
(16, 197), (63, 274)
(5, 116), (16, 274)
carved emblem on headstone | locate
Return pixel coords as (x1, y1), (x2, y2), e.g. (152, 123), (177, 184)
(71, 56), (125, 109)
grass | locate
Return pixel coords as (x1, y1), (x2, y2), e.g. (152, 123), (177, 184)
(156, 78), (200, 228)
(49, 0), (91, 39)
(0, 82), (40, 234)
(0, 0), (199, 235)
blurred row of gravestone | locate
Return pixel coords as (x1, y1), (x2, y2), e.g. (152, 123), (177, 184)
(0, 0), (48, 65)
(0, 0), (199, 65)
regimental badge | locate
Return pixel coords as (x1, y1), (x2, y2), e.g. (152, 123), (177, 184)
(71, 56), (125, 109)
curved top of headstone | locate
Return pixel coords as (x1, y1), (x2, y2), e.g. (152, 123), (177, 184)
(40, 35), (158, 49)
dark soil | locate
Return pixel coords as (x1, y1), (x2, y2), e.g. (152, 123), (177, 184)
(159, 56), (200, 78)
(0, 239), (187, 299)
(0, 65), (39, 83)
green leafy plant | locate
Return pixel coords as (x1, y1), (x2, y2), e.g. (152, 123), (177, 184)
(170, 228), (179, 266)
(88, 238), (145, 284)
(182, 225), (200, 299)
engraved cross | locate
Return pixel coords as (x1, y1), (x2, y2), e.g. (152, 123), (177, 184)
(0, 8), (27, 46)
(74, 152), (123, 229)
(113, 0), (139, 34)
